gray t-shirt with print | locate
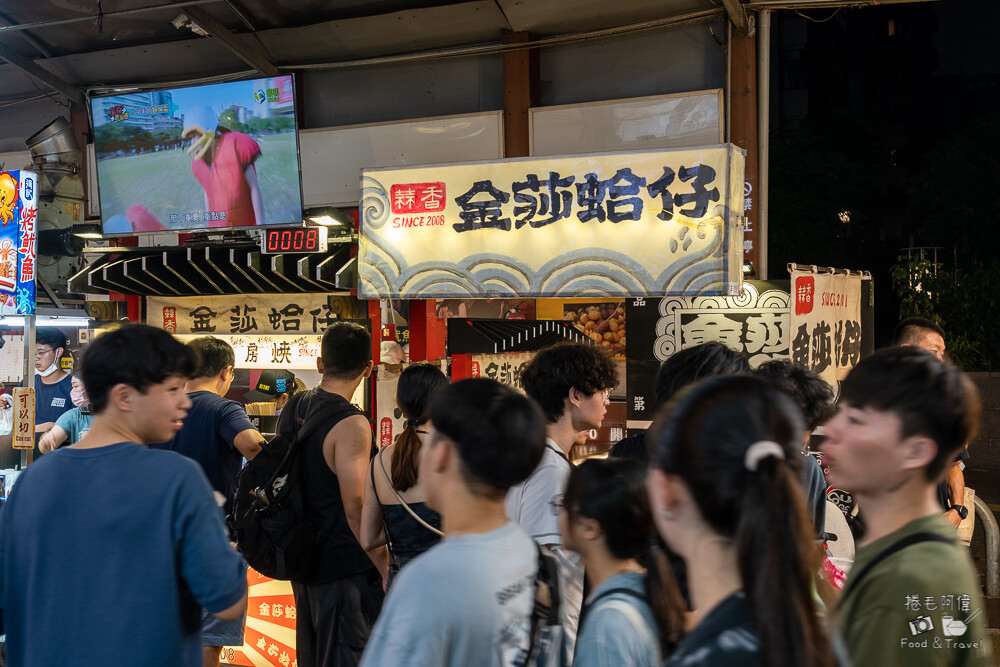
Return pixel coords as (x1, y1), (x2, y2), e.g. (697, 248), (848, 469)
(360, 521), (536, 667)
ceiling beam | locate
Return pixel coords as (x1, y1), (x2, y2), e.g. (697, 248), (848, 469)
(0, 43), (84, 105)
(721, 0), (750, 35)
(182, 5), (278, 76)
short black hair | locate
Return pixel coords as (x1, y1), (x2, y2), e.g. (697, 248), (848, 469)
(755, 359), (835, 431)
(320, 322), (371, 379)
(840, 346), (980, 481)
(565, 458), (654, 560)
(430, 378), (546, 499)
(892, 317), (945, 346)
(80, 325), (198, 414)
(654, 342), (750, 408)
(187, 336), (235, 378)
(521, 342), (618, 423)
(36, 327), (68, 353)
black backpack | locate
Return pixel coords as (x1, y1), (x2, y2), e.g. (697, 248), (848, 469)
(228, 390), (362, 582)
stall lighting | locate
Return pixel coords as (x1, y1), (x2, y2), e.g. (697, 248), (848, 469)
(305, 206), (353, 229)
(0, 316), (93, 328)
(73, 223), (104, 240)
(308, 215), (344, 227)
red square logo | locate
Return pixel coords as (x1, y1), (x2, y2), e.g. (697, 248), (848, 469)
(794, 276), (815, 315)
(390, 182), (446, 214)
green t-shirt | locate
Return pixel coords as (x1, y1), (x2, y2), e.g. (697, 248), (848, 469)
(838, 514), (991, 667)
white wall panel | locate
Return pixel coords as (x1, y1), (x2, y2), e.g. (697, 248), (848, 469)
(300, 111), (503, 207)
(530, 90), (722, 157)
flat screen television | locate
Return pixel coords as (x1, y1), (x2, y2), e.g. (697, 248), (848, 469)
(92, 75), (303, 235)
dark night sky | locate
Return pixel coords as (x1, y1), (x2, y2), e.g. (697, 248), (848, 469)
(767, 0), (1000, 360)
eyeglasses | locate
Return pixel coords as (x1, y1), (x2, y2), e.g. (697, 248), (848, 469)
(550, 494), (565, 515)
(34, 348), (54, 359)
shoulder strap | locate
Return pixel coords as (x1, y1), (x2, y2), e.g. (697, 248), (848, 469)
(523, 543), (563, 667)
(369, 456), (382, 506)
(578, 586), (647, 633)
(377, 449), (444, 537)
(293, 390), (363, 444)
(592, 599), (658, 655)
(840, 532), (954, 604)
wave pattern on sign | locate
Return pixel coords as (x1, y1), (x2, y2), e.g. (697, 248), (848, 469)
(359, 176), (730, 299)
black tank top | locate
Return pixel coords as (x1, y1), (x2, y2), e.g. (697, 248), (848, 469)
(279, 388), (375, 584)
(369, 456), (442, 583)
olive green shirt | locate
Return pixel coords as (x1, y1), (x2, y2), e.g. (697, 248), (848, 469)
(838, 514), (991, 667)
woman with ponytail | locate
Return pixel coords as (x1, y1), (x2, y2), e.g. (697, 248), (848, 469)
(560, 458), (685, 667)
(361, 362), (448, 586)
(647, 374), (835, 667)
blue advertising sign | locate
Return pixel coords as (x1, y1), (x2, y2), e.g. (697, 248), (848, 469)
(0, 170), (38, 315)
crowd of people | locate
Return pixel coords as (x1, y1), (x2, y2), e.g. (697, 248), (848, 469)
(0, 316), (990, 667)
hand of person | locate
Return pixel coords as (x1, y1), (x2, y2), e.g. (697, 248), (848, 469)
(38, 433), (56, 454)
(182, 125), (216, 161)
(945, 508), (963, 528)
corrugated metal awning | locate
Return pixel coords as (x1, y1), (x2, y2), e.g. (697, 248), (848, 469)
(69, 244), (356, 296)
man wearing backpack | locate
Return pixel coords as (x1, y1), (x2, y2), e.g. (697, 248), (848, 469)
(153, 336), (265, 667)
(506, 342), (618, 660)
(360, 378), (548, 667)
(275, 322), (388, 667)
(0, 325), (247, 667)
(822, 347), (990, 666)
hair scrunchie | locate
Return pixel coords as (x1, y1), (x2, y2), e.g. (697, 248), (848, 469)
(744, 440), (785, 472)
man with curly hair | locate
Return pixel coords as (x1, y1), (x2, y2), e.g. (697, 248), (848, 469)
(505, 342), (618, 660)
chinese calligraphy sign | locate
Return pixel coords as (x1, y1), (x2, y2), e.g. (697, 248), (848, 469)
(173, 334), (322, 371)
(625, 282), (791, 422)
(147, 295), (351, 336)
(0, 171), (38, 316)
(360, 146), (745, 299)
(789, 270), (863, 387)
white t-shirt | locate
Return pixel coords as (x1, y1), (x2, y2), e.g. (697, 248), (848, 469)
(359, 522), (536, 667)
(505, 439), (570, 545)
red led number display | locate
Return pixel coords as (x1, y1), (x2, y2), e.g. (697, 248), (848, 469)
(264, 228), (319, 253)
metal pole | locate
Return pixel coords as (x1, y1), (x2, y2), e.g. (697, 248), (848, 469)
(757, 10), (771, 279)
(974, 495), (999, 597)
(21, 314), (35, 469)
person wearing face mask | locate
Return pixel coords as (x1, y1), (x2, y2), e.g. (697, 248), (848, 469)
(38, 374), (92, 453)
(28, 328), (75, 434)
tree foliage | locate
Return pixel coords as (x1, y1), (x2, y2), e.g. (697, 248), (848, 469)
(890, 255), (999, 370)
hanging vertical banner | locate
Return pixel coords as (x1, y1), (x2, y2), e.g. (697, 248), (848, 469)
(0, 170), (38, 315)
(789, 268), (863, 387)
(12, 387), (35, 450)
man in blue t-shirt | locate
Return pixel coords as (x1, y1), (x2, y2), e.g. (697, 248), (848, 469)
(0, 325), (247, 667)
(28, 328), (74, 433)
(153, 336), (264, 667)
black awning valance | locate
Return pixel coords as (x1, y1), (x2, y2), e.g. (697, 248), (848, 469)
(69, 244), (356, 296)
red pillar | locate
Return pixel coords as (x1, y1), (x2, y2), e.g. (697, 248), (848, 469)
(408, 300), (446, 362)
